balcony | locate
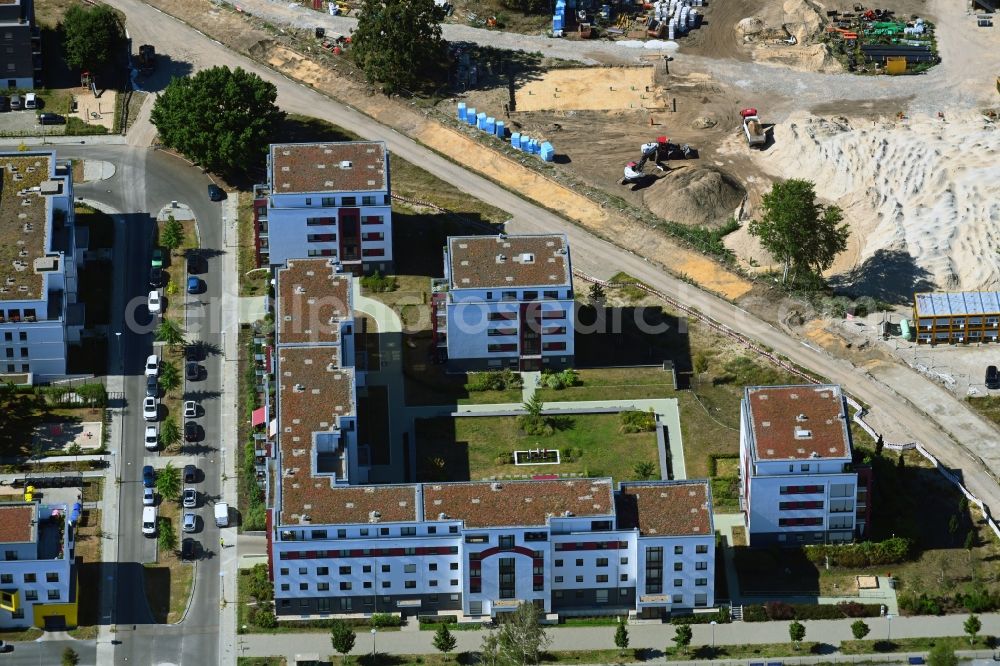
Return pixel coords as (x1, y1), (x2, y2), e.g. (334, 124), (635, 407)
(431, 278), (449, 294)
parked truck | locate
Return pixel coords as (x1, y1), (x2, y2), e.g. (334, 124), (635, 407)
(215, 502), (229, 527)
(138, 44), (156, 73)
(740, 108), (766, 148)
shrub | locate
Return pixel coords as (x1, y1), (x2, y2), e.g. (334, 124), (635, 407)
(742, 605), (768, 622)
(370, 612), (402, 628)
(804, 537), (913, 567)
(542, 368), (581, 390)
(619, 409), (656, 434)
(959, 589), (1000, 613)
(764, 601), (795, 620)
(898, 593), (944, 616)
(360, 271), (397, 293)
(466, 369), (523, 392)
(494, 452), (514, 465)
(517, 415), (554, 436)
(255, 609), (277, 628)
(671, 607), (731, 624)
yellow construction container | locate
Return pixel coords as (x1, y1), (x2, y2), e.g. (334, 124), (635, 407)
(886, 56), (907, 75)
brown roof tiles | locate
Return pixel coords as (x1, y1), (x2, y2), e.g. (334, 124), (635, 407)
(286, 485), (418, 526)
(0, 154), (58, 301)
(616, 482), (713, 537)
(448, 235), (571, 290)
(423, 479), (613, 528)
(0, 504), (34, 543)
(277, 258), (352, 346)
(270, 142), (387, 194)
(745, 385), (851, 461)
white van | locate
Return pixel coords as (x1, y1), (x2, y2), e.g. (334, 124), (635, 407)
(142, 506), (157, 537)
(214, 502), (229, 527)
(23, 92), (36, 110)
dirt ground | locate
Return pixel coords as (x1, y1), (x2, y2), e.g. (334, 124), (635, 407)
(515, 67), (661, 112)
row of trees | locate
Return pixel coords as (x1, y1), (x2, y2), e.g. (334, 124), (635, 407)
(327, 606), (983, 664)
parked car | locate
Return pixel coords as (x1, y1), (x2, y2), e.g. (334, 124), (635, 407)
(142, 506), (157, 537)
(23, 92), (36, 109)
(183, 464), (197, 484)
(142, 465), (155, 488)
(0, 96), (9, 112)
(143, 396), (158, 421)
(38, 113), (64, 125)
(186, 276), (202, 294)
(186, 362), (201, 381)
(144, 425), (158, 451)
(182, 512), (197, 533)
(987, 365), (999, 390)
(187, 253), (204, 275)
(207, 184), (226, 201)
(149, 266), (163, 288)
(181, 538), (199, 560)
(182, 487), (197, 508)
(183, 400), (198, 419)
(145, 374), (159, 398)
(151, 248), (164, 268)
(9, 94), (21, 111)
(185, 344), (201, 362)
(145, 354), (159, 377)
(143, 487), (155, 506)
(0, 639), (13, 653)
(184, 421), (198, 442)
(147, 290), (162, 314)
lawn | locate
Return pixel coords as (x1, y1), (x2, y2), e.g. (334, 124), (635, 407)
(237, 193), (268, 297)
(238, 659), (287, 666)
(536, 367), (676, 402)
(415, 413), (659, 483)
(966, 396), (1000, 429)
(70, 508), (102, 639)
(403, 343), (524, 406)
(143, 501), (195, 624)
(840, 636), (991, 655)
(0, 391), (105, 459)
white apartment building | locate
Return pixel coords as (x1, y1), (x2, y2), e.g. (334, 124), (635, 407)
(0, 503), (78, 629)
(432, 234), (574, 372)
(739, 384), (872, 547)
(268, 479), (715, 621)
(0, 151), (83, 381)
(253, 142), (393, 274)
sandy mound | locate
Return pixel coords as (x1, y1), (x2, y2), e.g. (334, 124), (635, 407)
(746, 112), (1000, 293)
(736, 17), (765, 36)
(753, 42), (841, 73)
(644, 167), (746, 227)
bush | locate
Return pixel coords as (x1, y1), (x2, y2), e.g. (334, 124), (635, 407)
(517, 414), (554, 436)
(465, 369), (523, 392)
(742, 605), (768, 622)
(671, 607), (731, 624)
(370, 612), (402, 628)
(959, 589), (1000, 613)
(542, 368), (581, 390)
(255, 609), (277, 628)
(744, 602), (880, 621)
(360, 271), (397, 293)
(494, 452), (514, 465)
(619, 409), (656, 434)
(764, 601), (795, 620)
(898, 593), (945, 615)
(804, 537), (913, 568)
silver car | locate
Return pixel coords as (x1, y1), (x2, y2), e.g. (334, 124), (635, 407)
(182, 487), (197, 509)
(143, 487), (155, 506)
(182, 512), (197, 533)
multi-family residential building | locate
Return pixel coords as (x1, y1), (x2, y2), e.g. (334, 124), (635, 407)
(431, 234), (574, 372)
(0, 502), (78, 629)
(268, 478), (715, 621)
(0, 0), (40, 90)
(739, 384), (872, 547)
(0, 151), (83, 381)
(912, 291), (1000, 345)
(252, 142), (393, 274)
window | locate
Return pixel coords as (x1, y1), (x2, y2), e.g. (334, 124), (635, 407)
(450, 563), (458, 570)
(47, 590), (59, 600)
(24, 590), (37, 601)
(596, 589), (609, 603)
(488, 312), (517, 321)
(321, 197), (336, 207)
(2, 333), (9, 342)
(554, 576), (563, 583)
(363, 215), (384, 225)
(307, 233), (336, 243)
(674, 546), (684, 555)
(575, 575), (584, 583)
(401, 527), (416, 536)
(317, 567), (329, 576)
(524, 531), (547, 542)
(597, 558), (608, 567)
(487, 343), (517, 353)
(596, 575), (609, 583)
(380, 528), (389, 536)
(429, 580), (438, 587)
(533, 579), (544, 592)
(449, 526), (459, 534)
(695, 578), (708, 586)
(404, 564), (416, 574)
(318, 598), (331, 612)
(428, 527), (437, 535)
(18, 348), (26, 358)
(800, 464), (810, 472)
(318, 582), (330, 592)
(499, 558), (515, 599)
(555, 559), (563, 567)
(280, 584), (290, 591)
(363, 565), (372, 573)
(381, 581), (390, 589)
(575, 559), (583, 566)
(362, 195), (376, 206)
(673, 579), (683, 587)
(672, 594), (684, 604)
(646, 548), (662, 563)
(405, 581), (416, 589)
(591, 520), (612, 531)
(339, 566), (351, 575)
(695, 545), (708, 554)
(674, 562), (683, 571)
(306, 217), (336, 226)
(363, 582), (372, 589)
(360, 529), (369, 536)
(499, 535), (515, 550)
(340, 598), (353, 611)
(450, 579), (458, 586)
(695, 562), (708, 571)
(404, 548), (416, 555)
(298, 568), (307, 575)
(305, 198), (312, 206)
(542, 341), (567, 352)
(0, 574), (9, 584)
(299, 583), (309, 591)
(381, 565), (391, 573)
(23, 573), (34, 583)
(620, 574), (628, 582)
(465, 535), (489, 544)
(342, 196), (357, 206)
(778, 517), (824, 527)
(501, 290), (517, 301)
(620, 557), (629, 565)
(429, 563), (438, 571)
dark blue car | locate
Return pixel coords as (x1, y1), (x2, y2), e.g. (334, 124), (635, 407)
(142, 465), (155, 488)
(186, 276), (202, 294)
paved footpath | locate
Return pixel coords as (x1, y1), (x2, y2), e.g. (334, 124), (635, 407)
(241, 612), (1000, 659)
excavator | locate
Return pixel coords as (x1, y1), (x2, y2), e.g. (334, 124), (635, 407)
(621, 136), (669, 185)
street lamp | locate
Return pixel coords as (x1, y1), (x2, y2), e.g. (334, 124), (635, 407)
(886, 613), (894, 646)
(371, 627), (377, 656)
(115, 331), (122, 373)
(710, 620), (717, 655)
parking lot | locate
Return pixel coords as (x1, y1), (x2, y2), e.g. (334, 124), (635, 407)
(0, 108), (65, 136)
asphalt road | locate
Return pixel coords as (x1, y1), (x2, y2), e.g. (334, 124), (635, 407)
(46, 144), (225, 666)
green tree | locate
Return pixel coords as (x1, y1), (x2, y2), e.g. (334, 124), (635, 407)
(62, 4), (124, 72)
(155, 461), (180, 501)
(633, 460), (657, 480)
(524, 393), (543, 418)
(157, 517), (177, 552)
(247, 564), (273, 602)
(150, 66), (284, 178)
(352, 0), (445, 94)
(588, 283), (606, 307)
(851, 619), (870, 640)
(964, 614), (982, 645)
(155, 319), (186, 348)
(61, 647), (79, 666)
(788, 620), (806, 650)
(159, 417), (180, 451)
(498, 601), (551, 665)
(161, 216), (185, 251)
(159, 360), (180, 394)
(747, 178), (848, 285)
(672, 624), (693, 653)
(330, 619), (356, 664)
(433, 623), (458, 658)
(480, 630), (501, 666)
(614, 618), (630, 655)
(76, 383), (108, 407)
(928, 643), (958, 666)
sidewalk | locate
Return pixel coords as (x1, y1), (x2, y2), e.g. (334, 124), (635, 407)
(241, 612), (1000, 660)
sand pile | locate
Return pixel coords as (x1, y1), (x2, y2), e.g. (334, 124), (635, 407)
(644, 166), (746, 227)
(747, 112), (1000, 291)
(736, 17), (765, 36)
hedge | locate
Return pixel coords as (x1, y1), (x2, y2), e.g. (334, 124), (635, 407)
(804, 537), (913, 567)
(671, 606), (731, 624)
(707, 453), (739, 477)
(742, 601), (882, 622)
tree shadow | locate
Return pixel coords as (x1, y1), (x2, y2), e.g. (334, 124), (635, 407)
(131, 54), (195, 93)
(448, 43), (549, 95)
(415, 417), (470, 482)
(829, 248), (936, 305)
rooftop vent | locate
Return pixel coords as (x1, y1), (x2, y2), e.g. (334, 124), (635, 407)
(796, 413), (808, 422)
(368, 510), (381, 523)
(496, 254), (507, 263)
(491, 483), (503, 491)
(293, 384), (305, 392)
(794, 426), (813, 440)
(438, 512), (449, 520)
(514, 253), (535, 264)
(810, 451), (820, 458)
(562, 510), (574, 517)
(339, 160), (353, 169)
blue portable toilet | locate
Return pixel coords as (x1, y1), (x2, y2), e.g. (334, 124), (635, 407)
(540, 142), (555, 162)
(521, 135), (531, 151)
(529, 139), (539, 154)
(511, 132), (521, 150)
(466, 107), (477, 125)
(457, 102), (466, 120)
(495, 120), (505, 138)
(553, 15), (564, 30)
(485, 117), (496, 134)
(476, 112), (487, 130)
